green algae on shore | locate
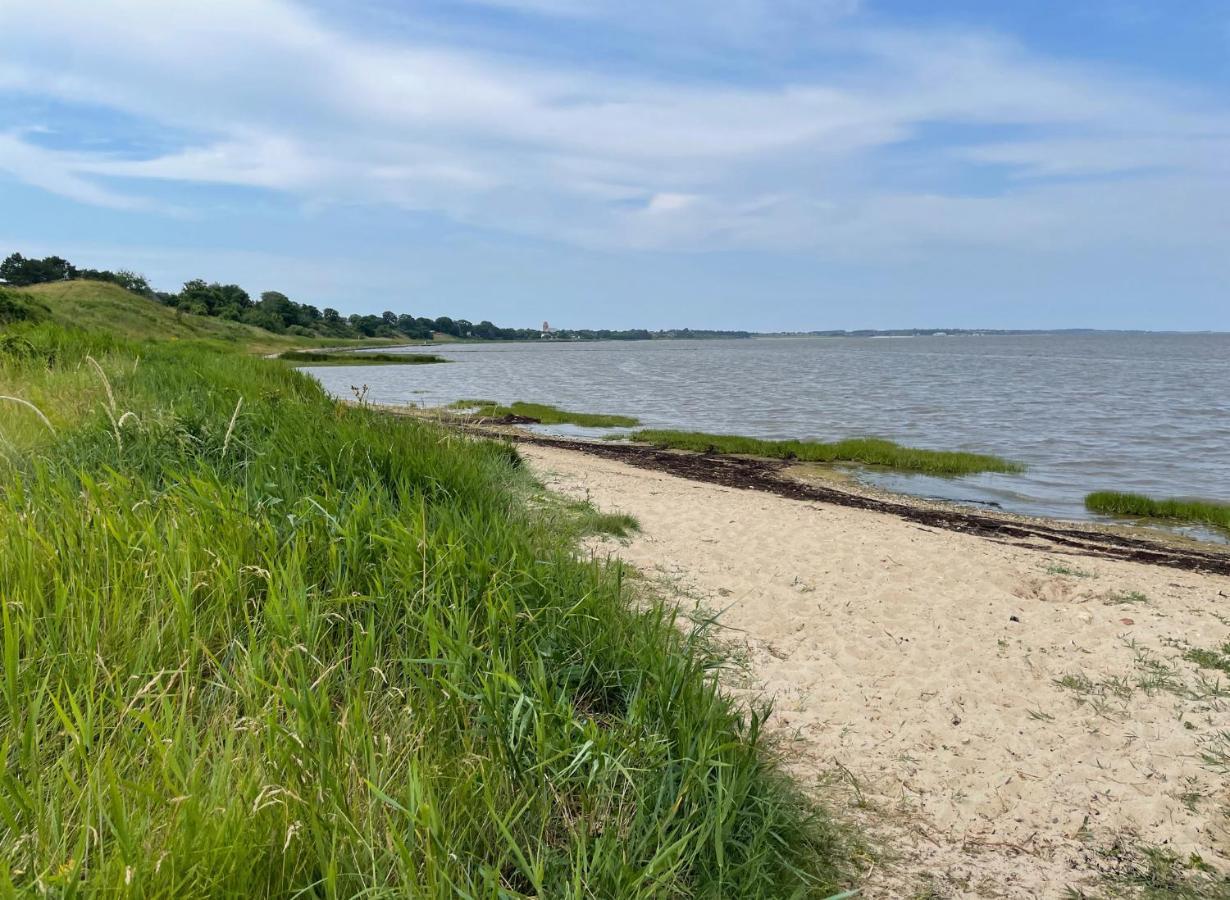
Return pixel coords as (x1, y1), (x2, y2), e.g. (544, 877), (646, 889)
(449, 398), (640, 428)
(1085, 491), (1230, 532)
(626, 429), (1024, 476)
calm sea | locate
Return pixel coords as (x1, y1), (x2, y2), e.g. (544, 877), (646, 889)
(304, 333), (1230, 533)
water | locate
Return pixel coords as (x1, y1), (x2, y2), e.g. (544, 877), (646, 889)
(303, 333), (1230, 532)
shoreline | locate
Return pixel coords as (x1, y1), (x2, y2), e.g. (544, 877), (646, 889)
(378, 407), (1230, 576)
(519, 440), (1230, 897)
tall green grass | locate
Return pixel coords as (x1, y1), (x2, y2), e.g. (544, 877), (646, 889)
(628, 429), (1023, 477)
(1085, 491), (1230, 532)
(0, 323), (850, 896)
(450, 399), (640, 428)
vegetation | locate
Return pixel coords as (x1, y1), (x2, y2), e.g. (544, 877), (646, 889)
(627, 429), (1024, 476)
(1085, 491), (1230, 532)
(0, 313), (850, 895)
(4, 252), (751, 343)
(1, 252), (151, 294)
(10, 281), (334, 350)
(278, 350), (447, 366)
(0, 288), (48, 326)
(450, 399), (641, 428)
(1183, 643), (1230, 676)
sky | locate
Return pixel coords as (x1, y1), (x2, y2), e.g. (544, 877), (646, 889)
(1, 0), (1228, 331)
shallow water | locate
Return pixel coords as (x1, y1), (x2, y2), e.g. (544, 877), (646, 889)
(304, 333), (1230, 532)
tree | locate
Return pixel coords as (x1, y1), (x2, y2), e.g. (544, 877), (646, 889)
(1, 253), (77, 286)
(258, 291), (298, 330)
(349, 314), (386, 337)
(178, 280), (251, 317)
(112, 269), (151, 295)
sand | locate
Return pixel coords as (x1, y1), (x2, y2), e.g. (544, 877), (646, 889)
(524, 444), (1230, 898)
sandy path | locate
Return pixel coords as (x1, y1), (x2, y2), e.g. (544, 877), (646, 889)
(524, 444), (1230, 898)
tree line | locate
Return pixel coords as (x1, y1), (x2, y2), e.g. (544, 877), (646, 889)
(1, 252), (751, 341)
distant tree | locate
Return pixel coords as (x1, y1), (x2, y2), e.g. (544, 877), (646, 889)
(240, 306), (286, 333)
(1, 253), (77, 286)
(178, 280), (251, 317)
(433, 316), (457, 337)
(215, 284), (251, 312)
(177, 279), (213, 316)
(111, 269), (152, 294)
(258, 291), (298, 330)
(76, 267), (152, 295)
(349, 314), (387, 337)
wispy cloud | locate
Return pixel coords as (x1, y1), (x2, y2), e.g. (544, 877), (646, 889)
(0, 0), (1227, 263)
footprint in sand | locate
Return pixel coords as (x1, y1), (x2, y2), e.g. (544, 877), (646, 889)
(1012, 576), (1098, 604)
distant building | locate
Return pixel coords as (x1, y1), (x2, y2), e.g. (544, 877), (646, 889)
(541, 320), (553, 338)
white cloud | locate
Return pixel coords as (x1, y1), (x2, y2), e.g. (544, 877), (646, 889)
(0, 133), (158, 211)
(0, 0), (1227, 260)
(645, 193), (697, 214)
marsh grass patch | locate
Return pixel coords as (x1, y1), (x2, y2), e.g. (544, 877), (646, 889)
(451, 399), (640, 428)
(627, 429), (1023, 476)
(1085, 491), (1230, 533)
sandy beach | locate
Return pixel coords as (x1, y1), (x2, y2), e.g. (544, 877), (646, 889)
(524, 443), (1230, 898)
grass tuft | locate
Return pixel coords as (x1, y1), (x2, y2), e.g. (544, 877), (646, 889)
(1184, 643), (1230, 676)
(1085, 491), (1230, 532)
(628, 429), (1023, 476)
(451, 399), (640, 428)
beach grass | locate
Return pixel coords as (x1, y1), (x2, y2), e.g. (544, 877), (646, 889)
(0, 320), (850, 896)
(279, 349), (447, 365)
(627, 429), (1024, 476)
(450, 399), (641, 428)
(1085, 491), (1230, 531)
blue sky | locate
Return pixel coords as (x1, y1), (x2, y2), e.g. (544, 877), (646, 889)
(2, 0), (1228, 330)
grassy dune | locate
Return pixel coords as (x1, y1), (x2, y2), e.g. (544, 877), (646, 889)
(450, 399), (641, 428)
(16, 281), (296, 346)
(1085, 491), (1230, 531)
(9, 281), (404, 354)
(628, 429), (1024, 477)
(0, 318), (849, 894)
